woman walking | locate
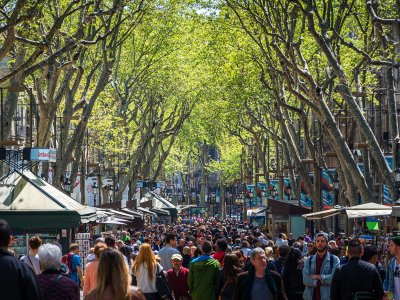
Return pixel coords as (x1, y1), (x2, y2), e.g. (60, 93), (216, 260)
(83, 242), (107, 297)
(282, 248), (304, 300)
(132, 243), (165, 300)
(216, 253), (243, 300)
(84, 248), (145, 300)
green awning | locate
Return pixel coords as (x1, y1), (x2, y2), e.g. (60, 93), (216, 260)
(0, 210), (81, 229)
(0, 170), (97, 228)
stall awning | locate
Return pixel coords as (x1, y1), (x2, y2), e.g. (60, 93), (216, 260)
(302, 208), (341, 220)
(142, 191), (178, 217)
(302, 202), (392, 220)
(346, 202), (392, 218)
(0, 170), (97, 228)
(150, 207), (170, 216)
(247, 206), (270, 216)
(121, 208), (144, 220)
(136, 207), (157, 217)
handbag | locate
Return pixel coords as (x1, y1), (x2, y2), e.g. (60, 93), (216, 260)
(155, 264), (173, 300)
(218, 280), (229, 300)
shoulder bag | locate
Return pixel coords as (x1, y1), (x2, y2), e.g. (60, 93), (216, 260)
(218, 280), (228, 300)
(155, 264), (174, 300)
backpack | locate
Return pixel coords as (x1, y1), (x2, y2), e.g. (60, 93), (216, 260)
(61, 253), (74, 274)
(308, 253), (334, 273)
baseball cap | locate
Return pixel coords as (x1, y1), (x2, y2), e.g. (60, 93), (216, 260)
(171, 253), (183, 260)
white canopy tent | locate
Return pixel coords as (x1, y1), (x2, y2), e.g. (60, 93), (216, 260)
(345, 202), (392, 218)
(302, 202), (392, 220)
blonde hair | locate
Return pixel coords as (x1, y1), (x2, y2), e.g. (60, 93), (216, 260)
(183, 246), (191, 256)
(93, 242), (107, 259)
(95, 248), (131, 300)
(132, 243), (156, 280)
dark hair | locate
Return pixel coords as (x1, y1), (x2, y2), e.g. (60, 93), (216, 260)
(329, 247), (340, 257)
(193, 246), (202, 258)
(201, 241), (212, 254)
(29, 236), (42, 250)
(105, 236), (116, 248)
(283, 248), (303, 279)
(119, 245), (132, 261)
(223, 253), (242, 283)
(0, 219), (11, 247)
(216, 238), (228, 252)
(278, 245), (290, 258)
(166, 233), (176, 244)
(347, 239), (362, 256)
(361, 245), (378, 262)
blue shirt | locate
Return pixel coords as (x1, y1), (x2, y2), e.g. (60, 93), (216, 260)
(71, 254), (81, 284)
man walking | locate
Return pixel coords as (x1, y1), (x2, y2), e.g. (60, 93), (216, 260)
(303, 232), (340, 300)
(384, 236), (400, 299)
(212, 238), (228, 267)
(67, 243), (83, 288)
(158, 233), (180, 271)
(167, 253), (191, 300)
(271, 244), (290, 275)
(188, 241), (220, 300)
(233, 247), (287, 300)
(0, 219), (43, 300)
(330, 239), (384, 300)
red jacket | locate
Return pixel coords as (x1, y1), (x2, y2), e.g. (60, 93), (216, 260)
(212, 251), (226, 267)
(166, 267), (191, 299)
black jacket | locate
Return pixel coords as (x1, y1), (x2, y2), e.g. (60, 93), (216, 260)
(233, 265), (287, 300)
(0, 249), (43, 300)
(330, 257), (384, 300)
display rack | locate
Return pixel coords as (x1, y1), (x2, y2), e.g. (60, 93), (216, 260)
(75, 233), (91, 269)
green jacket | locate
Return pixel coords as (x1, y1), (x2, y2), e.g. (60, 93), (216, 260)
(188, 255), (220, 300)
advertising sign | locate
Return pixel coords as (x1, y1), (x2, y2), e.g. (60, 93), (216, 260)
(23, 148), (57, 162)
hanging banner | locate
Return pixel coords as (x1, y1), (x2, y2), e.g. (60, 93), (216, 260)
(299, 170), (334, 209)
(383, 156), (393, 206)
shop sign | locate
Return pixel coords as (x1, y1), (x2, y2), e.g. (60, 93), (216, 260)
(23, 148), (57, 162)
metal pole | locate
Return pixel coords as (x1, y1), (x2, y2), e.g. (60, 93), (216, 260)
(29, 93), (33, 147)
(1, 88), (3, 141)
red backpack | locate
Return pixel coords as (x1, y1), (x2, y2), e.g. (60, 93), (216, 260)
(61, 253), (74, 274)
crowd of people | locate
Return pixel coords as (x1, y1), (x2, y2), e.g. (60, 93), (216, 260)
(0, 216), (398, 300)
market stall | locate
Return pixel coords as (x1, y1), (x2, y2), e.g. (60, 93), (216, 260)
(0, 170), (97, 255)
(302, 203), (392, 220)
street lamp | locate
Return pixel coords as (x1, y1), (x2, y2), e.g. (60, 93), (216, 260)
(286, 183), (292, 201)
(395, 168), (400, 183)
(248, 191), (254, 208)
(63, 175), (72, 195)
(395, 168), (400, 205)
(92, 182), (98, 206)
(270, 186), (277, 199)
(333, 174), (340, 233)
(235, 192), (245, 221)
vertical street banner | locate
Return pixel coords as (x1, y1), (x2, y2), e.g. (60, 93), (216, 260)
(300, 170), (334, 209)
(383, 156), (393, 206)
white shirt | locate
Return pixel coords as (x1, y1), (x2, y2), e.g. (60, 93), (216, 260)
(21, 254), (41, 275)
(135, 263), (163, 293)
(275, 238), (288, 247)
